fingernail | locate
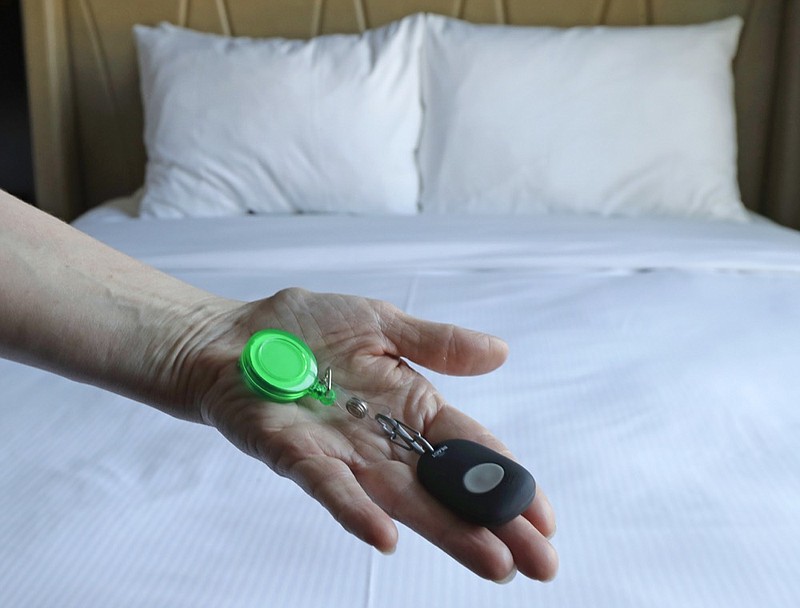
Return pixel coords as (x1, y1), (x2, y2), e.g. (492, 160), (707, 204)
(378, 544), (396, 556)
(494, 567), (517, 585)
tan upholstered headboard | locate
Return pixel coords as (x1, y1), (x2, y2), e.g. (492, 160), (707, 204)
(21, 0), (800, 226)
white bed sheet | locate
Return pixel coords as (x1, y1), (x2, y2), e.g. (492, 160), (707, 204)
(3, 213), (800, 607)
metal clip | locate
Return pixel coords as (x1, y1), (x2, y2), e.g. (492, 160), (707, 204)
(321, 367), (333, 392)
(375, 414), (434, 456)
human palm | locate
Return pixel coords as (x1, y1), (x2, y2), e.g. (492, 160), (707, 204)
(191, 288), (557, 582)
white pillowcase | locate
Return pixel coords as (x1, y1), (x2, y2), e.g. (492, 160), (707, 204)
(135, 16), (424, 218)
(419, 15), (748, 220)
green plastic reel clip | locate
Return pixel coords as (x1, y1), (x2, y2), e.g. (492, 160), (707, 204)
(239, 328), (336, 405)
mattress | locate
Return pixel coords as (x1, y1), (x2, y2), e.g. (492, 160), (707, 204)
(2, 211), (800, 607)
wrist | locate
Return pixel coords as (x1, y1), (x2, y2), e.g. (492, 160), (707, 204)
(128, 292), (243, 422)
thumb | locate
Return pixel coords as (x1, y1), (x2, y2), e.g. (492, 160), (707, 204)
(383, 311), (508, 376)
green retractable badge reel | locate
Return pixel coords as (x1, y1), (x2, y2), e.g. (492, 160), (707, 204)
(239, 329), (334, 405)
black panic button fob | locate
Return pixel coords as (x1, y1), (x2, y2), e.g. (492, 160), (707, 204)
(416, 439), (536, 527)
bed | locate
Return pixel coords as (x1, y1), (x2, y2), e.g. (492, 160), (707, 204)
(5, 0), (800, 606)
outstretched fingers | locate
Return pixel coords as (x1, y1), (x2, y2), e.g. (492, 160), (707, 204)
(293, 452), (558, 582)
(419, 404), (559, 579)
(286, 454), (399, 554)
(493, 511), (559, 581)
(378, 305), (509, 377)
(358, 459), (519, 581)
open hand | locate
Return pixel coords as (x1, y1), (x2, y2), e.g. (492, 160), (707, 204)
(183, 288), (558, 582)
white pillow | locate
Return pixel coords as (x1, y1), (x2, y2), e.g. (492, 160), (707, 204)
(135, 16), (424, 217)
(419, 15), (748, 220)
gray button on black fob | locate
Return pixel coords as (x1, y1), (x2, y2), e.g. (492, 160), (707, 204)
(417, 439), (536, 527)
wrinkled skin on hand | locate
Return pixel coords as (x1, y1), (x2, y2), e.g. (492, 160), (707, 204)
(182, 288), (558, 583)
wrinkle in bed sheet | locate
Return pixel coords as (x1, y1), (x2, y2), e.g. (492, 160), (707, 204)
(72, 214), (800, 275)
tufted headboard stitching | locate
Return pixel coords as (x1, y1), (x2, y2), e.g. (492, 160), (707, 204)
(20, 0), (800, 226)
